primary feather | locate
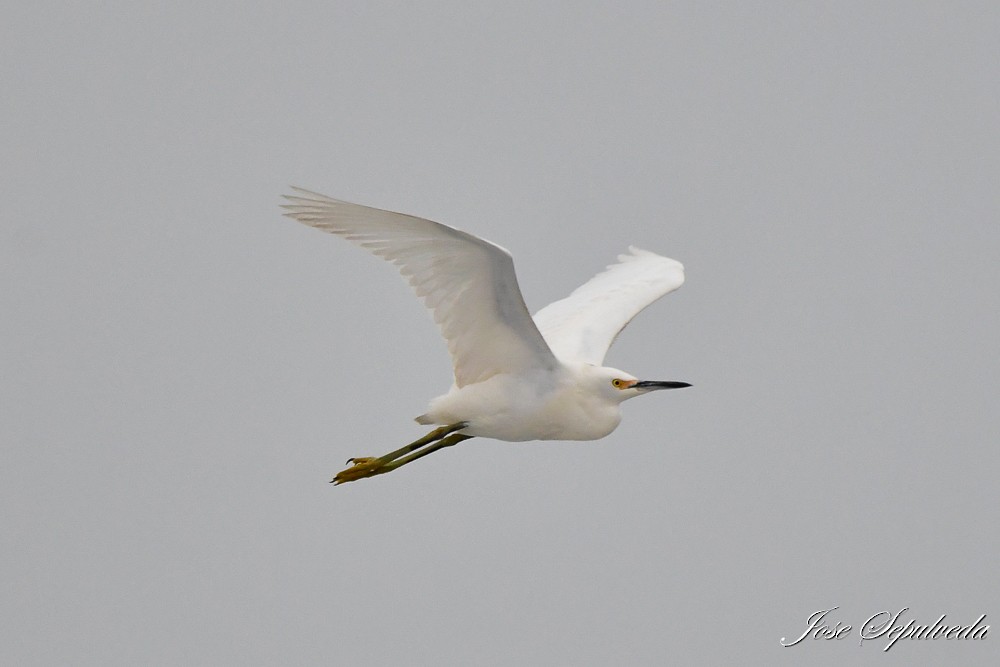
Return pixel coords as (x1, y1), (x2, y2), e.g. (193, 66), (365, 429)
(281, 188), (558, 387)
(532, 247), (685, 365)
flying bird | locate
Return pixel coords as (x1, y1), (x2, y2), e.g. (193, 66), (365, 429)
(281, 188), (691, 484)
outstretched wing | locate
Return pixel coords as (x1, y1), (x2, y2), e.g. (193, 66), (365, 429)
(532, 247), (685, 365)
(281, 188), (558, 387)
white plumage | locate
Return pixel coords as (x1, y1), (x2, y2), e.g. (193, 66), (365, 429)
(533, 247), (685, 365)
(281, 187), (690, 483)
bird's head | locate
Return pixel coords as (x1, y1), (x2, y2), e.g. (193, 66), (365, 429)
(589, 365), (692, 404)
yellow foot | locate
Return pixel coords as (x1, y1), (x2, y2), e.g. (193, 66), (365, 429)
(331, 457), (386, 485)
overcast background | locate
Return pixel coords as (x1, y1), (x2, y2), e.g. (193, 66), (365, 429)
(3, 2), (998, 665)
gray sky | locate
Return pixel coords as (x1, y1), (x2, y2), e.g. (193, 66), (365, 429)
(3, 2), (998, 665)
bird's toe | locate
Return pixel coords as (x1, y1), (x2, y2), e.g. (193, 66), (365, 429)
(331, 457), (385, 485)
(345, 456), (378, 466)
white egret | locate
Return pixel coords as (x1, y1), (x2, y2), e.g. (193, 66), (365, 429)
(281, 188), (691, 484)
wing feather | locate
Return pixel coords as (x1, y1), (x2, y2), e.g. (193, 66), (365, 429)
(281, 188), (558, 387)
(532, 247), (684, 364)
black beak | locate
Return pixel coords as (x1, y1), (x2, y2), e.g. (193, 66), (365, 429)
(633, 380), (692, 391)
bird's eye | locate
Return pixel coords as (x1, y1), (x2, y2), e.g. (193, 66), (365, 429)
(612, 379), (623, 388)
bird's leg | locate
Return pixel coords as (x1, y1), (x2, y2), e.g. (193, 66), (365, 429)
(378, 433), (473, 473)
(332, 422), (469, 484)
(349, 421), (468, 465)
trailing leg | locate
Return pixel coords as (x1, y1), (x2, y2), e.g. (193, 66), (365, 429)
(332, 422), (470, 485)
